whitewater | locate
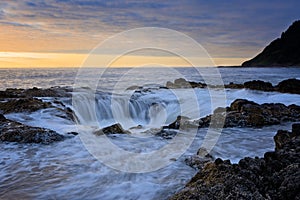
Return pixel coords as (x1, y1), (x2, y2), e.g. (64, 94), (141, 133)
(1, 67), (300, 199)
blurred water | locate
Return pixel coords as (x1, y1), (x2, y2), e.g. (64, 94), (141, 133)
(0, 67), (299, 199)
(0, 67), (300, 90)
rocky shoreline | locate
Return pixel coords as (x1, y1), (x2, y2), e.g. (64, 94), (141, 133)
(171, 124), (300, 199)
(160, 99), (300, 134)
(198, 99), (300, 128)
(166, 78), (300, 94)
(0, 114), (65, 144)
(0, 87), (75, 144)
(0, 84), (299, 198)
(1, 84), (300, 141)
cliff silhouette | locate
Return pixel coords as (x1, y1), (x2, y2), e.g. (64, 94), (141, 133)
(242, 20), (300, 67)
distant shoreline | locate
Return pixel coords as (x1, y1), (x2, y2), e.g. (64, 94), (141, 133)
(0, 65), (299, 70)
(217, 65), (300, 68)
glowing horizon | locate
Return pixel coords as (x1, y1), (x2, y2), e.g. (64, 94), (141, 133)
(0, 1), (298, 68)
(0, 52), (250, 68)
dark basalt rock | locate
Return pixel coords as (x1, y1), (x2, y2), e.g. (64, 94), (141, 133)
(244, 80), (274, 91)
(165, 78), (300, 94)
(0, 114), (6, 121)
(199, 99), (300, 128)
(155, 129), (178, 139)
(0, 95), (76, 122)
(292, 123), (300, 133)
(0, 98), (52, 114)
(0, 87), (71, 99)
(162, 115), (199, 130)
(0, 116), (64, 144)
(276, 78), (300, 94)
(225, 82), (244, 89)
(185, 148), (214, 169)
(242, 20), (300, 67)
(94, 123), (130, 135)
(171, 124), (300, 200)
(166, 78), (207, 89)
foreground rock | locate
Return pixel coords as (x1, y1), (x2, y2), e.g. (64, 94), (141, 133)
(199, 99), (300, 128)
(171, 124), (300, 199)
(0, 114), (64, 144)
(94, 123), (130, 135)
(0, 98), (52, 114)
(158, 115), (199, 138)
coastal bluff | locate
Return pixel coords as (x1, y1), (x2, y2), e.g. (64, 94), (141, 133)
(242, 20), (300, 67)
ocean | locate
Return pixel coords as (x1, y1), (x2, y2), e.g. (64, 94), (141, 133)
(0, 67), (300, 199)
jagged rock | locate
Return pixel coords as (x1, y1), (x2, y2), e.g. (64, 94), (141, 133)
(0, 116), (64, 144)
(199, 99), (300, 128)
(185, 154), (213, 170)
(165, 78), (300, 95)
(163, 115), (198, 130)
(166, 78), (207, 89)
(67, 132), (79, 136)
(155, 129), (178, 139)
(0, 87), (71, 99)
(94, 123), (130, 135)
(166, 78), (300, 94)
(0, 98), (52, 114)
(244, 80), (274, 91)
(230, 99), (258, 112)
(171, 125), (300, 200)
(54, 107), (76, 122)
(276, 78), (300, 94)
(224, 82), (244, 89)
(185, 148), (214, 169)
(292, 123), (300, 134)
(0, 114), (6, 121)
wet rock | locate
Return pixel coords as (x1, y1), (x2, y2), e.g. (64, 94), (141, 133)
(126, 85), (139, 90)
(0, 114), (6, 121)
(0, 117), (64, 144)
(199, 99), (300, 128)
(224, 82), (244, 89)
(54, 107), (77, 122)
(185, 148), (214, 169)
(0, 87), (71, 99)
(230, 99), (258, 112)
(165, 78), (300, 94)
(0, 88), (25, 98)
(244, 80), (274, 91)
(292, 123), (300, 134)
(67, 132), (79, 136)
(185, 154), (213, 170)
(166, 78), (207, 89)
(163, 115), (198, 130)
(94, 123), (130, 135)
(171, 125), (300, 200)
(0, 98), (52, 114)
(276, 78), (300, 94)
(167, 116), (182, 129)
(155, 129), (178, 139)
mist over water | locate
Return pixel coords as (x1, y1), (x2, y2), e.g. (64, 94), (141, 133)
(0, 67), (300, 199)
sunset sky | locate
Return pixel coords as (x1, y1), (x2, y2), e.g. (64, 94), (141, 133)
(0, 0), (299, 68)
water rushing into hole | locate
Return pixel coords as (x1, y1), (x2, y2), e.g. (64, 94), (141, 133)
(73, 88), (182, 130)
